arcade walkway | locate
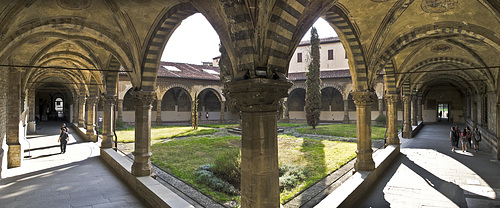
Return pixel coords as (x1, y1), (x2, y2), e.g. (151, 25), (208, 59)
(0, 121), (148, 208)
(356, 123), (500, 208)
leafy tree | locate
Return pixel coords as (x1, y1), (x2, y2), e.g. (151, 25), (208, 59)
(305, 27), (321, 129)
(192, 92), (199, 130)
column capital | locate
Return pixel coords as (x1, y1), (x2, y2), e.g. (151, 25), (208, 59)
(385, 94), (399, 103)
(102, 95), (117, 104)
(227, 78), (292, 112)
(131, 90), (156, 106)
(351, 91), (376, 107)
(87, 96), (98, 105)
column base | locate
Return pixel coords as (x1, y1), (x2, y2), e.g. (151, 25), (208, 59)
(131, 161), (152, 176)
(354, 149), (375, 171)
(402, 131), (412, 138)
(7, 143), (22, 168)
(101, 134), (115, 148)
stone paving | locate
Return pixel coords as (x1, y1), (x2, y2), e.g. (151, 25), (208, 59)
(356, 122), (500, 208)
(0, 121), (148, 208)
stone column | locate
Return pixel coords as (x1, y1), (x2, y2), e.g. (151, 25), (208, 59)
(131, 91), (155, 176)
(343, 99), (350, 124)
(101, 95), (117, 149)
(117, 99), (124, 121)
(7, 68), (22, 168)
(411, 95), (418, 126)
(386, 94), (399, 145)
(378, 98), (384, 116)
(86, 97), (98, 142)
(228, 78), (292, 208)
(220, 101), (225, 123)
(473, 94), (478, 128)
(417, 96), (423, 122)
(402, 96), (412, 138)
(352, 91), (376, 171)
(284, 98), (290, 122)
(28, 92), (35, 121)
(73, 97), (79, 124)
(78, 95), (87, 127)
(156, 99), (162, 125)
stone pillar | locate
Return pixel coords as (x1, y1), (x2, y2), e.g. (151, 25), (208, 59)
(417, 96), (423, 122)
(28, 92), (35, 121)
(101, 95), (117, 149)
(7, 68), (22, 168)
(343, 99), (350, 124)
(352, 91), (376, 171)
(78, 96), (87, 127)
(473, 95), (478, 128)
(284, 98), (290, 122)
(386, 94), (399, 145)
(117, 99), (124, 121)
(156, 99), (162, 125)
(402, 96), (412, 138)
(220, 101), (225, 123)
(378, 98), (384, 116)
(86, 97), (98, 142)
(228, 78), (292, 208)
(411, 95), (418, 126)
(73, 97), (79, 124)
(131, 91), (155, 176)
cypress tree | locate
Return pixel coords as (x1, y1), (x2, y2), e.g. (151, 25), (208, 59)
(305, 27), (321, 129)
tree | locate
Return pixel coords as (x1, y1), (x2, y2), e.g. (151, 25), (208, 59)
(305, 27), (321, 129)
(192, 92), (199, 130)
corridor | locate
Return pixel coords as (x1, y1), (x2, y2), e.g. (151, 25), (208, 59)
(356, 123), (500, 208)
(0, 121), (148, 208)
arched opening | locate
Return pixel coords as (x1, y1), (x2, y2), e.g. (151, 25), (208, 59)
(320, 87), (344, 122)
(197, 89), (222, 121)
(161, 87), (192, 122)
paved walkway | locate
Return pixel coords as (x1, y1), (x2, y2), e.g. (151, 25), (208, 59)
(356, 122), (500, 208)
(0, 121), (149, 208)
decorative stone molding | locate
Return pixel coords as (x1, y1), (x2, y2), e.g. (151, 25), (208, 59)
(227, 78), (292, 112)
(57, 0), (92, 10)
(351, 91), (376, 107)
(421, 0), (458, 13)
(131, 91), (156, 108)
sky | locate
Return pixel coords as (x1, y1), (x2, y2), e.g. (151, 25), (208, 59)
(161, 13), (338, 65)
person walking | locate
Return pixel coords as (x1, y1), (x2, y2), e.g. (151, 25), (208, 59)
(58, 123), (69, 154)
(450, 126), (458, 152)
(461, 128), (468, 152)
(472, 127), (481, 152)
(466, 127), (472, 148)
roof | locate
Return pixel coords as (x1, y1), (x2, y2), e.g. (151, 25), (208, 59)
(298, 36), (341, 47)
(288, 69), (351, 80)
(156, 62), (221, 80)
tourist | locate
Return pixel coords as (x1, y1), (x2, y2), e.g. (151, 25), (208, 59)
(466, 127), (472, 148)
(58, 123), (69, 154)
(450, 126), (458, 152)
(473, 127), (481, 152)
(206, 112), (209, 120)
(461, 128), (468, 152)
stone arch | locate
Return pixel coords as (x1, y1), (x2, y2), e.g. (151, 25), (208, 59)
(288, 88), (306, 111)
(196, 86), (224, 102)
(323, 5), (370, 92)
(140, 3), (198, 91)
(0, 17), (138, 88)
(321, 83), (345, 98)
(288, 84), (306, 94)
(375, 22), (500, 83)
(198, 88), (222, 114)
(161, 86), (192, 112)
(320, 87), (344, 111)
(164, 84), (191, 100)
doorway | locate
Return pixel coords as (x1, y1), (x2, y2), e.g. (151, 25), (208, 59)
(437, 103), (449, 122)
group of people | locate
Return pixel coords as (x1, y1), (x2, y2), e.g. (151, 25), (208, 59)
(450, 125), (481, 152)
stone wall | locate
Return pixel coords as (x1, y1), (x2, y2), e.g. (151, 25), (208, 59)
(0, 68), (7, 178)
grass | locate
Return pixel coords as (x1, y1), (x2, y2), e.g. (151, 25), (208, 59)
(115, 126), (218, 143)
(296, 124), (387, 140)
(200, 124), (239, 129)
(147, 126), (357, 206)
(151, 136), (242, 202)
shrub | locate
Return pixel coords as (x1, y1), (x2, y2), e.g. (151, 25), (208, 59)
(211, 149), (241, 185)
(375, 114), (386, 127)
(279, 165), (307, 191)
(195, 169), (240, 195)
(115, 119), (125, 129)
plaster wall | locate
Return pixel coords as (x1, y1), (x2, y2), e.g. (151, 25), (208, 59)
(289, 41), (349, 73)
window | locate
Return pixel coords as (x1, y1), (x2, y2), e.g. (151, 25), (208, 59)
(297, 53), (302, 63)
(328, 50), (334, 60)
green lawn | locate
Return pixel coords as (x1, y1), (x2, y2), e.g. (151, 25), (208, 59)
(115, 126), (218, 143)
(295, 124), (387, 139)
(148, 128), (356, 205)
